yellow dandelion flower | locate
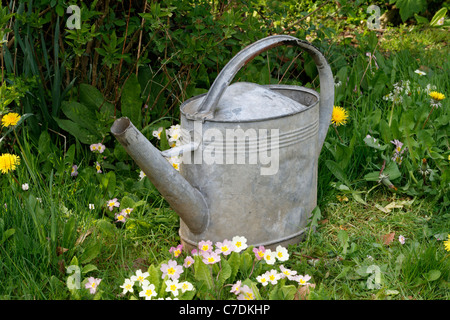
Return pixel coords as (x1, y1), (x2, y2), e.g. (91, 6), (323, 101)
(444, 234), (450, 252)
(0, 153), (20, 174)
(1, 113), (21, 127)
(331, 106), (349, 127)
(429, 91), (445, 101)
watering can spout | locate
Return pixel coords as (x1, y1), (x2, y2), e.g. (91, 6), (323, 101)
(111, 117), (209, 234)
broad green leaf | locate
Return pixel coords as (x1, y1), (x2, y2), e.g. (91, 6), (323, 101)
(121, 74), (142, 128)
(95, 219), (117, 237)
(430, 8), (447, 27)
(325, 160), (350, 185)
(227, 252), (241, 282)
(159, 276), (167, 297)
(269, 284), (280, 300)
(54, 118), (98, 144)
(69, 256), (79, 267)
(364, 161), (401, 181)
(82, 264), (98, 274)
(414, 14), (429, 25)
(279, 285), (297, 300)
(363, 135), (387, 151)
(424, 270), (441, 282)
(159, 128), (171, 151)
(147, 264), (161, 292)
(395, 0), (427, 22)
(60, 101), (98, 134)
(239, 252), (253, 275)
(79, 242), (101, 264)
(338, 230), (349, 255)
(79, 83), (115, 117)
(217, 258), (232, 287)
(194, 256), (213, 290)
(100, 171), (116, 198)
(1, 228), (15, 244)
(119, 195), (135, 211)
(307, 206), (322, 229)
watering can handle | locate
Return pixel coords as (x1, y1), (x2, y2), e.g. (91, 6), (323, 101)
(188, 35), (334, 150)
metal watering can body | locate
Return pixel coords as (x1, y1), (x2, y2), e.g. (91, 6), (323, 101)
(111, 35), (334, 250)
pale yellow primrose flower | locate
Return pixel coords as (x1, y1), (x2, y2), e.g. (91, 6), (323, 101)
(131, 269), (149, 286)
(275, 245), (289, 261)
(139, 283), (157, 300)
(120, 279), (135, 294)
(263, 249), (277, 265)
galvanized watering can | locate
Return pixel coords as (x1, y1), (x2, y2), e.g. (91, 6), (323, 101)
(111, 35), (334, 250)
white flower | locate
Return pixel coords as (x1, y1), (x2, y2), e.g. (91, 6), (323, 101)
(179, 281), (194, 293)
(120, 278), (135, 294)
(263, 249), (277, 265)
(21, 183), (29, 191)
(167, 156), (181, 171)
(139, 170), (146, 180)
(266, 269), (281, 285)
(97, 143), (106, 153)
(297, 274), (312, 286)
(139, 283), (157, 300)
(424, 83), (437, 94)
(256, 273), (269, 286)
(399, 235), (406, 244)
(131, 269), (149, 286)
(165, 279), (180, 297)
(231, 236), (248, 253)
(275, 245), (289, 261)
(89, 203), (95, 210)
(414, 69), (426, 76)
(152, 127), (163, 140)
(279, 265), (297, 280)
(167, 124), (182, 147)
(167, 124), (181, 140)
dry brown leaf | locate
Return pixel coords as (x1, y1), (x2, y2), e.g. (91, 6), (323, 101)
(75, 228), (93, 246)
(294, 283), (316, 300)
(381, 232), (395, 245)
(56, 246), (68, 256)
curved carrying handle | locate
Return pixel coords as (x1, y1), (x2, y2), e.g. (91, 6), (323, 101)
(186, 35), (334, 150)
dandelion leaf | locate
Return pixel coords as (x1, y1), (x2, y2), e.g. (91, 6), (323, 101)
(324, 160), (350, 186)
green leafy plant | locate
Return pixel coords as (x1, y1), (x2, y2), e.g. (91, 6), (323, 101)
(116, 237), (315, 300)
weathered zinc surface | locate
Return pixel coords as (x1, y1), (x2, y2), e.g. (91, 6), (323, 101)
(111, 35), (334, 250)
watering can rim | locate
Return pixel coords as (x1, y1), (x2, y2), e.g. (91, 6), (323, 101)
(180, 83), (320, 123)
(181, 34), (334, 151)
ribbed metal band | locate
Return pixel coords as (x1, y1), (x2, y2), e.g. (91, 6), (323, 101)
(181, 119), (318, 154)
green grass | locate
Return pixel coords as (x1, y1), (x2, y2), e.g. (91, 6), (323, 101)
(1, 23), (449, 300)
(294, 191), (449, 300)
